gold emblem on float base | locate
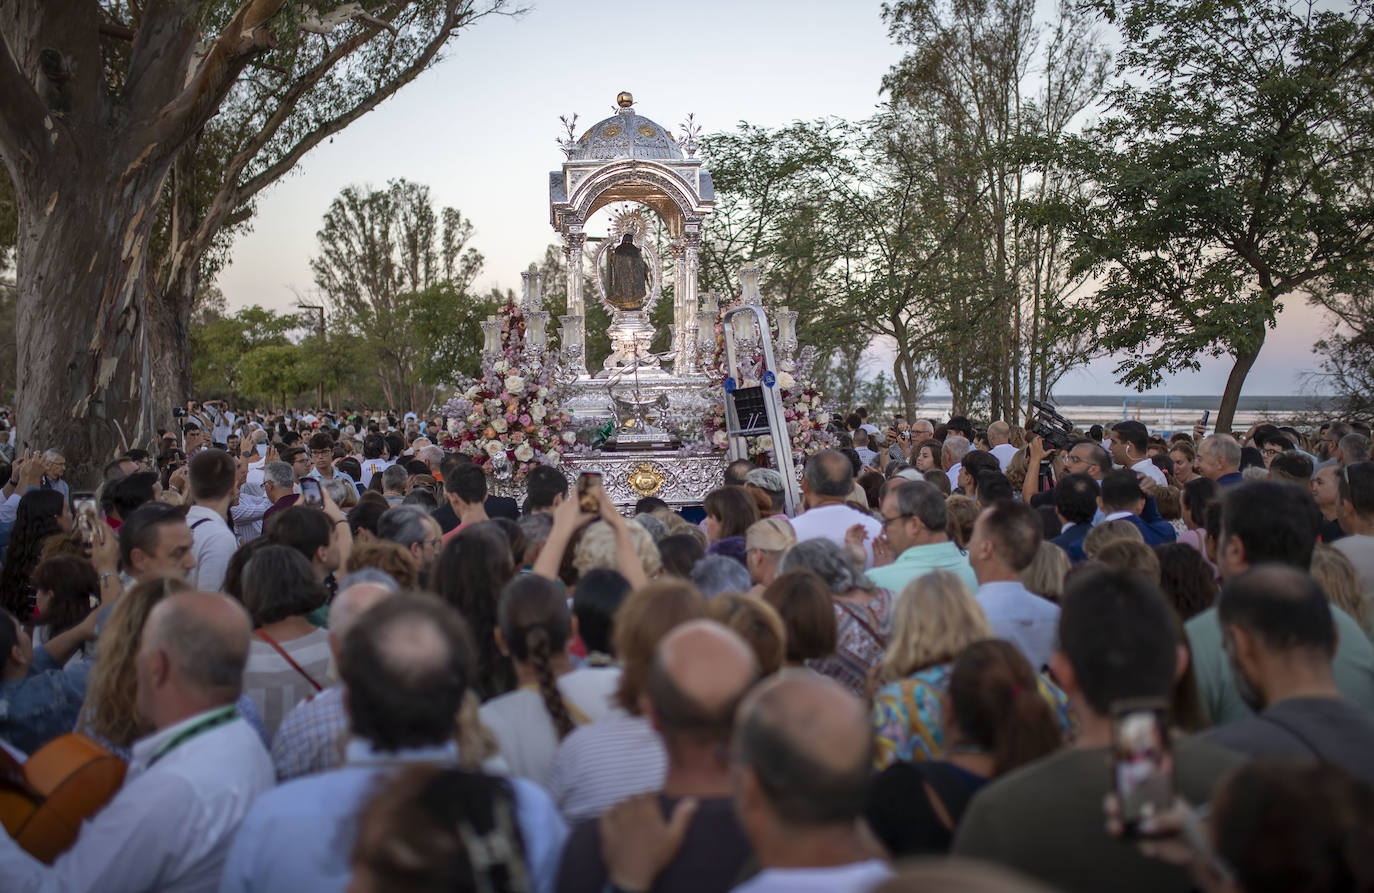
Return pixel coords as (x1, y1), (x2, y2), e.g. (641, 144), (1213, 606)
(627, 463), (666, 497)
(602, 124), (622, 138)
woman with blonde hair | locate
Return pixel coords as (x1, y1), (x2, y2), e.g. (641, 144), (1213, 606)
(1311, 543), (1371, 637)
(1081, 518), (1144, 559)
(871, 571), (1071, 768)
(1020, 540), (1070, 603)
(944, 495), (979, 549)
(78, 576), (269, 756)
(744, 516), (796, 593)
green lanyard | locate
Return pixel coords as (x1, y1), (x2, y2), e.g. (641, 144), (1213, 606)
(148, 704), (238, 767)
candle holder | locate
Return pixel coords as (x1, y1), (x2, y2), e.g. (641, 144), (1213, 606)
(521, 267), (543, 310)
(701, 290), (720, 316)
(775, 308), (799, 360)
(525, 310), (550, 352)
(480, 318), (502, 357)
(739, 266), (763, 305)
(559, 313), (585, 373)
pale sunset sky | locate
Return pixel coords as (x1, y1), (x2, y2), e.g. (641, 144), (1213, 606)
(214, 0), (1333, 396)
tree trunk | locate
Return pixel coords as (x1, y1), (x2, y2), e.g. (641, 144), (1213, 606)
(1215, 336), (1263, 435)
(14, 165), (167, 487)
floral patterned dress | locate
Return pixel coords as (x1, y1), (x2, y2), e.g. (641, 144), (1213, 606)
(806, 589), (893, 698)
(871, 663), (1075, 768)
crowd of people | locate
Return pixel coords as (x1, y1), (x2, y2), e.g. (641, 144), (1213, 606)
(0, 399), (1372, 893)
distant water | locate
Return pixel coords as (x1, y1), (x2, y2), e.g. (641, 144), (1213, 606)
(905, 394), (1333, 435)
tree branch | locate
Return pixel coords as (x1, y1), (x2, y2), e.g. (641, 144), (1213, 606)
(130, 0), (286, 153)
(0, 27), (50, 165)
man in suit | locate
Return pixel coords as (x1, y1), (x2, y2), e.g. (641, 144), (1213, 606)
(1098, 468), (1177, 546)
(1051, 473), (1099, 562)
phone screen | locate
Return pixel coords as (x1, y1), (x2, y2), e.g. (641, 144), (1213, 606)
(1112, 699), (1174, 836)
(72, 493), (98, 544)
(576, 470), (602, 513)
(299, 478), (323, 507)
(257, 443), (268, 458)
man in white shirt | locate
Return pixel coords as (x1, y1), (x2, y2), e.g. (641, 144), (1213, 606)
(987, 420), (1019, 472)
(728, 671), (891, 893)
(222, 593), (567, 893)
(0, 591), (274, 892)
(789, 450), (882, 568)
(967, 500), (1061, 671)
(186, 449), (240, 593)
(1111, 420), (1167, 487)
(358, 432), (393, 488)
(304, 432), (357, 499)
(942, 434), (971, 492)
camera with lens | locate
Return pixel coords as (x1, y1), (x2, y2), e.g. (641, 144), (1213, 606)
(1028, 400), (1076, 451)
(172, 406), (188, 419)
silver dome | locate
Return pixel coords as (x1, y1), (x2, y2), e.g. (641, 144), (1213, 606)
(568, 108), (684, 161)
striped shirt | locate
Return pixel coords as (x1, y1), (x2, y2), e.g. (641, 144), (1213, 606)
(544, 714), (667, 823)
(242, 628), (332, 740)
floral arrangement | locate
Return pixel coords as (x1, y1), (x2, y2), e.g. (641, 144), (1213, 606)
(439, 300), (575, 482)
(700, 306), (836, 468)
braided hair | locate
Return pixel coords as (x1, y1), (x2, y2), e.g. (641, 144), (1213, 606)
(352, 764), (530, 893)
(497, 574), (575, 739)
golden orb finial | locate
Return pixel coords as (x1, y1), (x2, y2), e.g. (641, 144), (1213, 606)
(617, 91), (634, 108)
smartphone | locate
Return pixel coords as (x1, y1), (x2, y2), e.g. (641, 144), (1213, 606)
(576, 470), (602, 513)
(256, 443), (268, 458)
(1112, 698), (1174, 837)
(1200, 410), (1210, 427)
(299, 477), (323, 508)
(72, 492), (98, 545)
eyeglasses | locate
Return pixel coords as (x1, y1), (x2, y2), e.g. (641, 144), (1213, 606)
(1261, 447), (1283, 458)
(427, 537), (444, 551)
(881, 513), (912, 530)
(310, 450), (333, 459)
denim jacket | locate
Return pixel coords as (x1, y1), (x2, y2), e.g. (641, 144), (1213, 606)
(0, 645), (89, 756)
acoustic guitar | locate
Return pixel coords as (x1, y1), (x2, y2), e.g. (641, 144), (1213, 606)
(0, 733), (126, 863)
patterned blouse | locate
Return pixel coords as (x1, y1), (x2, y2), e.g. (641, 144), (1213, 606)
(806, 589), (894, 699)
(871, 663), (1075, 768)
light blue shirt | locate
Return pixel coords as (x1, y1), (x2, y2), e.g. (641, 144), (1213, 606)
(976, 580), (1062, 672)
(219, 740), (567, 893)
(866, 540), (978, 597)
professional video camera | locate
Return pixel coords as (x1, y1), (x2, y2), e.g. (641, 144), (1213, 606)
(1028, 400), (1076, 451)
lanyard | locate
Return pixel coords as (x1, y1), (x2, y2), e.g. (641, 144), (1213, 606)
(148, 705), (238, 767)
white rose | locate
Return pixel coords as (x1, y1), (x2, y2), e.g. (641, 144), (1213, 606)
(446, 417), (459, 434)
(712, 430), (729, 446)
(492, 417), (508, 433)
(562, 430), (578, 445)
(494, 361), (508, 374)
(814, 411), (828, 424)
(514, 443), (535, 463)
(484, 441), (505, 458)
(464, 385), (480, 400)
(776, 371), (796, 390)
(758, 435), (774, 451)
(546, 450), (561, 465)
(504, 374), (525, 393)
(537, 387), (548, 398)
(530, 403), (547, 421)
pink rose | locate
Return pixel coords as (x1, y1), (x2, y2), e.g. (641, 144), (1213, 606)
(505, 411), (518, 424)
(499, 392), (511, 401)
(519, 413), (532, 427)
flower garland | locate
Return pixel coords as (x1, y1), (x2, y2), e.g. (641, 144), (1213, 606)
(700, 306), (836, 467)
(439, 300), (575, 482)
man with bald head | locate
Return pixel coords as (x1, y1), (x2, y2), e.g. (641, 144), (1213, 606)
(222, 593), (567, 893)
(556, 619), (762, 893)
(0, 591), (275, 891)
(792, 449), (883, 567)
(729, 671), (892, 893)
(270, 569), (399, 781)
(986, 420), (1018, 471)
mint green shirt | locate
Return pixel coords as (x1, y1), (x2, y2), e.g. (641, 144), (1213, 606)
(1187, 603), (1374, 726)
(866, 540), (979, 596)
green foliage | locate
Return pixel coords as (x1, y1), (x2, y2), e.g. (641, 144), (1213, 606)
(189, 304), (309, 407)
(1053, 0), (1374, 430)
(311, 178), (487, 409)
